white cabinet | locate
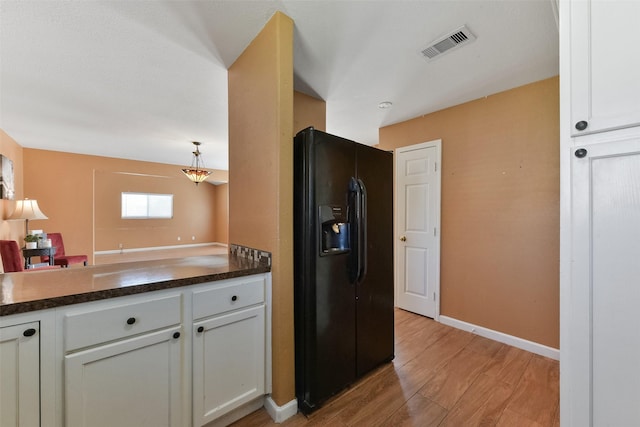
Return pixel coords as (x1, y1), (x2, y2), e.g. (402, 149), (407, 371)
(62, 293), (184, 427)
(65, 327), (183, 427)
(0, 321), (40, 427)
(0, 310), (56, 427)
(561, 1), (640, 425)
(567, 138), (640, 426)
(568, 0), (640, 137)
(0, 273), (270, 427)
(193, 306), (265, 426)
(191, 276), (267, 427)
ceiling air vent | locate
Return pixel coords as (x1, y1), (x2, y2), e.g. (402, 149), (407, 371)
(420, 25), (476, 61)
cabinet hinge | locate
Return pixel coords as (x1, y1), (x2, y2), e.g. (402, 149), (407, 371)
(433, 292), (436, 301)
(434, 227), (437, 236)
(435, 162), (438, 172)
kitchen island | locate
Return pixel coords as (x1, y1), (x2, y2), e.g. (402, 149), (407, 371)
(0, 252), (272, 427)
(1, 253), (270, 316)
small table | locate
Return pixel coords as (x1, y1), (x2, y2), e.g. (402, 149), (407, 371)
(22, 246), (57, 270)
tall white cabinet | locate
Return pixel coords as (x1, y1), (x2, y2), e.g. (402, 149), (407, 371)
(561, 1), (640, 425)
(567, 0), (640, 137)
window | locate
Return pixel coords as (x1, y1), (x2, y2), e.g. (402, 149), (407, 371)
(121, 192), (173, 219)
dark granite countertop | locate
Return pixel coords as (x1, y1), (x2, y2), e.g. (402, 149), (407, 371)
(0, 254), (270, 316)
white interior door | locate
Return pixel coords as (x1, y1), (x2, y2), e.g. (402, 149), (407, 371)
(395, 140), (441, 318)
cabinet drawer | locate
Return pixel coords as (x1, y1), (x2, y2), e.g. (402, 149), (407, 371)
(193, 277), (264, 319)
(64, 293), (181, 351)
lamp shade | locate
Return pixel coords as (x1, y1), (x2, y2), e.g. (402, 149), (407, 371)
(181, 168), (212, 184)
(8, 199), (48, 221)
(181, 141), (212, 185)
(7, 199), (48, 237)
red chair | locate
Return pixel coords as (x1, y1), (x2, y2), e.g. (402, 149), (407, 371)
(40, 233), (88, 268)
(0, 240), (60, 272)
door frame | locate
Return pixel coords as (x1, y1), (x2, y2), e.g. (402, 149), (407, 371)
(394, 140), (442, 320)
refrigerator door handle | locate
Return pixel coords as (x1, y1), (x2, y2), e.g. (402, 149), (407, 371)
(348, 177), (361, 284)
(357, 179), (368, 283)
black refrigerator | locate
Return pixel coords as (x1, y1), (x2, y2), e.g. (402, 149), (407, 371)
(293, 127), (394, 415)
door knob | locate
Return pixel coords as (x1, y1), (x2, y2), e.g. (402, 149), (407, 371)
(400, 236), (406, 242)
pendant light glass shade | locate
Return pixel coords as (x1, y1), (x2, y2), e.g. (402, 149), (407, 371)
(181, 141), (212, 185)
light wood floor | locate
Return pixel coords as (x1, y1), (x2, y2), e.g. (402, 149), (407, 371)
(232, 308), (560, 427)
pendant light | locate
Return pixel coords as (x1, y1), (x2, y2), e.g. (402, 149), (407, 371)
(181, 141), (212, 185)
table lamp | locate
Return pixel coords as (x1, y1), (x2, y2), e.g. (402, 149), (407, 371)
(7, 199), (48, 236)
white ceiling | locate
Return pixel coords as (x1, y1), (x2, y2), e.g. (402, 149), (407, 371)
(0, 1), (559, 171)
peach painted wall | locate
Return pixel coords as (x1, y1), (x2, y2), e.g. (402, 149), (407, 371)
(0, 129), (27, 254)
(228, 12), (295, 405)
(379, 77), (560, 348)
(22, 148), (227, 264)
(214, 183), (228, 245)
(93, 170), (217, 250)
(294, 91), (326, 133)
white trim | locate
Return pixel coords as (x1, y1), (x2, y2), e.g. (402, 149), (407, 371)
(558, 0), (572, 425)
(265, 273), (273, 394)
(94, 242), (227, 255)
(264, 397), (298, 423)
(394, 140), (441, 153)
(439, 315), (559, 360)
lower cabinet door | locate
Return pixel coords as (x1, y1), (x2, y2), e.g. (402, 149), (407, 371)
(570, 138), (640, 425)
(0, 321), (40, 427)
(65, 327), (182, 427)
(193, 305), (265, 426)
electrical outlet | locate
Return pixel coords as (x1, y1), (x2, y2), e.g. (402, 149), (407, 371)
(118, 243), (123, 249)
(177, 236), (181, 241)
(191, 236), (195, 241)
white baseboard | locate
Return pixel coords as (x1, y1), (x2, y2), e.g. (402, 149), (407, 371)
(264, 396), (297, 423)
(95, 242), (227, 255)
(439, 315), (560, 360)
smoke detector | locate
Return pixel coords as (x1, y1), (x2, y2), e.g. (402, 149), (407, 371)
(419, 25), (476, 62)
